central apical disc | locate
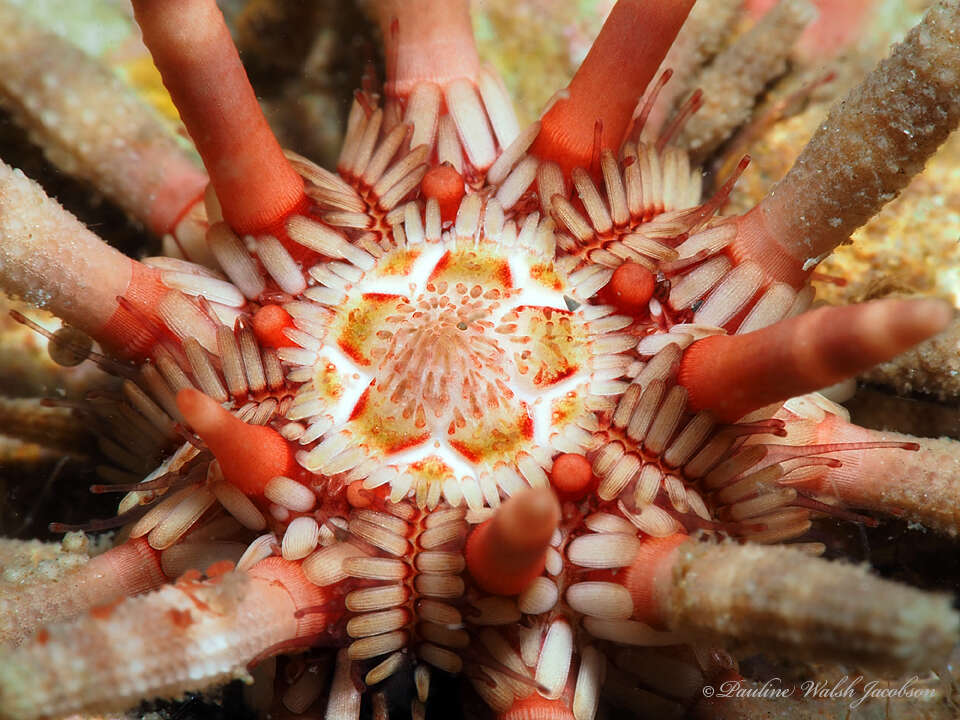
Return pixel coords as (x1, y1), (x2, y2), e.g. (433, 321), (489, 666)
(287, 202), (635, 508)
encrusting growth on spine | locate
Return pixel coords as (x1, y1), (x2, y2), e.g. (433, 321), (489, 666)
(677, 0), (816, 161)
(131, 0), (305, 235)
(733, 0), (960, 275)
(0, 3), (208, 236)
(0, 559), (331, 720)
(647, 540), (959, 673)
(746, 0), (877, 60)
(640, 0), (742, 140)
(530, 0), (695, 174)
(466, 487), (560, 596)
(0, 161), (169, 359)
(678, 298), (953, 422)
(0, 538), (165, 647)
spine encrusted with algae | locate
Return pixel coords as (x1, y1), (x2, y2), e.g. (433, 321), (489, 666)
(761, 0), (960, 261)
(661, 541), (960, 673)
(0, 3), (205, 233)
(678, 0), (815, 159)
(0, 571), (289, 720)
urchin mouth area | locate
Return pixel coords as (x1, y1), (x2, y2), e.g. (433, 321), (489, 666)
(288, 232), (632, 508)
(331, 240), (586, 463)
(374, 279), (512, 429)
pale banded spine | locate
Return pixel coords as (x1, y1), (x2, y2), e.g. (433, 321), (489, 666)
(236, 534), (278, 572)
(348, 630), (407, 661)
(264, 476), (315, 512)
(517, 577), (559, 615)
(414, 573), (464, 599)
(303, 543), (368, 586)
(572, 646), (606, 720)
(343, 556), (408, 581)
(336, 505), (470, 679)
(694, 260), (764, 328)
(566, 582), (634, 620)
(281, 517), (320, 561)
(535, 619), (574, 700)
(256, 235), (306, 295)
(620, 502), (682, 538)
(346, 608), (409, 639)
(364, 652), (405, 686)
(567, 533), (641, 569)
(325, 649), (361, 720)
(669, 255), (731, 310)
(445, 79), (496, 170)
(146, 487), (216, 550)
(582, 618), (682, 646)
(478, 628), (533, 695)
(129, 486), (197, 540)
(419, 642), (463, 674)
(159, 268), (245, 309)
(206, 223), (266, 300)
(501, 138), (699, 232)
(157, 291), (218, 354)
(345, 585), (408, 613)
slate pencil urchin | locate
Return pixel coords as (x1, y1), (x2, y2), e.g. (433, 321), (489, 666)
(0, 1), (959, 719)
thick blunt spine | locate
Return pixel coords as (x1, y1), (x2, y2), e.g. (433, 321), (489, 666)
(734, 0), (960, 278)
(0, 161), (170, 359)
(530, 0), (695, 175)
(132, 0), (304, 235)
(466, 487), (560, 596)
(677, 298), (952, 422)
(176, 388), (295, 496)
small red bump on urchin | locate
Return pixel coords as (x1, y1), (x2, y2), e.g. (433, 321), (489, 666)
(346, 480), (372, 508)
(421, 163), (465, 224)
(605, 261), (655, 316)
(550, 453), (596, 501)
(252, 304), (297, 349)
